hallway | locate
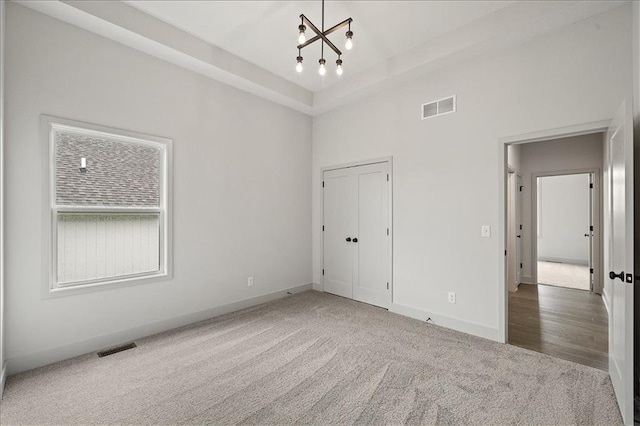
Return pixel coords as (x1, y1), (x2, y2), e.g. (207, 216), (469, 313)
(508, 284), (608, 370)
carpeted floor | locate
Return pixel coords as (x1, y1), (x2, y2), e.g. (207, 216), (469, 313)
(538, 261), (590, 290)
(0, 291), (622, 425)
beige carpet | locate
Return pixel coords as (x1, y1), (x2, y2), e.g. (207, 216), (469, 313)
(538, 261), (591, 290)
(0, 291), (622, 425)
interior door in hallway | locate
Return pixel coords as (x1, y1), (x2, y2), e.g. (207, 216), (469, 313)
(323, 162), (391, 308)
(516, 174), (523, 285)
(606, 100), (634, 425)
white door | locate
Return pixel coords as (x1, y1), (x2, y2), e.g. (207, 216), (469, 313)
(588, 173), (594, 290)
(516, 175), (523, 285)
(323, 162), (391, 308)
(606, 100), (634, 425)
(323, 168), (355, 299)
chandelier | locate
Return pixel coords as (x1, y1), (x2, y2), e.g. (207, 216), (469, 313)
(296, 0), (353, 76)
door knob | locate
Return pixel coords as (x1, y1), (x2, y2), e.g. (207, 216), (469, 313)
(584, 234), (590, 237)
(352, 238), (358, 243)
(609, 271), (624, 281)
(345, 237), (351, 242)
(517, 235), (521, 238)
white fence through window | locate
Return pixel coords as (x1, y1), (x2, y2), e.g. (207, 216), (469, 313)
(57, 213), (160, 285)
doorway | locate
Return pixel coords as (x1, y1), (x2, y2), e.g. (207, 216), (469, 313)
(503, 130), (608, 372)
(534, 172), (598, 292)
(322, 159), (392, 309)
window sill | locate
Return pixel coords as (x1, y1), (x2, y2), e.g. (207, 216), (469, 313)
(44, 271), (172, 299)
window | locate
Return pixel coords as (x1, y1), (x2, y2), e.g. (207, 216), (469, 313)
(45, 116), (172, 292)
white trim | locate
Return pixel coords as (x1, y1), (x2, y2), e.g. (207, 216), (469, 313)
(0, 362), (6, 399)
(601, 291), (610, 315)
(499, 121), (610, 145)
(41, 115), (174, 297)
(537, 256), (589, 265)
(389, 302), (501, 342)
(320, 157), (393, 308)
(6, 283), (313, 375)
(321, 156), (392, 173)
(498, 120), (611, 344)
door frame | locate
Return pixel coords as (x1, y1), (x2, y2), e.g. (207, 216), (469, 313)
(531, 169), (601, 293)
(498, 120), (610, 343)
(320, 156), (393, 306)
(505, 165), (522, 291)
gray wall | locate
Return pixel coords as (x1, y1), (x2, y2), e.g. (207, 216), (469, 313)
(4, 3), (312, 373)
(312, 5), (630, 337)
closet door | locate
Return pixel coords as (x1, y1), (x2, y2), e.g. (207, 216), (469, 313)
(322, 162), (391, 308)
(352, 163), (390, 308)
(323, 168), (356, 299)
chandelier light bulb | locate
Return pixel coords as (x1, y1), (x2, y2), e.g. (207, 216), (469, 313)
(296, 55), (304, 73)
(298, 24), (306, 45)
(336, 58), (343, 76)
(318, 59), (326, 76)
(345, 30), (353, 50)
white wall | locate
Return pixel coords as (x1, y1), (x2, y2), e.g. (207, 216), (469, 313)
(519, 134), (604, 284)
(537, 174), (590, 264)
(312, 5), (631, 339)
(4, 3), (312, 373)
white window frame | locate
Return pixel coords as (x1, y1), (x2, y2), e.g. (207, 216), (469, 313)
(42, 115), (173, 296)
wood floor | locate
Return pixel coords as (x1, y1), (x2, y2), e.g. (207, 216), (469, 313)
(508, 283), (608, 371)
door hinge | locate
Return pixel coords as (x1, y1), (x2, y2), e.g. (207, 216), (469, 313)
(387, 228), (389, 236)
(519, 224), (522, 230)
(590, 268), (594, 274)
(322, 225), (324, 231)
(322, 269), (324, 275)
(322, 181), (325, 188)
(505, 250), (507, 256)
(590, 225), (593, 232)
(520, 263), (523, 268)
(519, 185), (523, 192)
(387, 174), (389, 181)
(387, 282), (389, 290)
(590, 183), (593, 189)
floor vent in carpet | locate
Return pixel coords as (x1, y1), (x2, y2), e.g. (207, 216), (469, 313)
(97, 342), (137, 358)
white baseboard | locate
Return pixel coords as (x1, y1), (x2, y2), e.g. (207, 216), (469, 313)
(6, 283), (313, 376)
(521, 275), (533, 285)
(538, 257), (589, 266)
(0, 361), (7, 399)
(312, 282), (322, 291)
(389, 302), (502, 342)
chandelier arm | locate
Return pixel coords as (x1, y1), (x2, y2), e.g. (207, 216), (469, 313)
(299, 15), (343, 57)
(296, 17), (352, 50)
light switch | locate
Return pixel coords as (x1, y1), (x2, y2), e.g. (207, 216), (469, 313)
(481, 225), (491, 238)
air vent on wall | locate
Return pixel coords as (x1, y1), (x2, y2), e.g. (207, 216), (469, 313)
(421, 95), (456, 120)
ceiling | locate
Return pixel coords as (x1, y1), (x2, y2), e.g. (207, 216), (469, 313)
(125, 1), (514, 93)
(17, 0), (630, 115)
